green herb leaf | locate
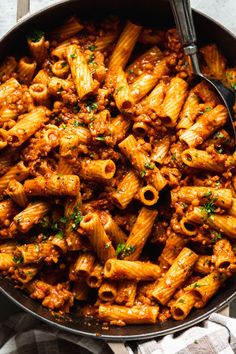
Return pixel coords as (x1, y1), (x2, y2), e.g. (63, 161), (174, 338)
(144, 162), (155, 170)
(204, 191), (212, 198)
(28, 29), (45, 42)
(178, 298), (185, 304)
(171, 153), (176, 161)
(88, 45), (97, 51)
(191, 282), (205, 288)
(105, 243), (110, 249)
(88, 54), (95, 64)
(70, 53), (77, 59)
(59, 216), (68, 224)
(212, 232), (222, 243)
(13, 255), (24, 264)
(231, 83), (236, 91)
(116, 86), (126, 94)
(60, 124), (67, 130)
(61, 61), (68, 68)
(115, 243), (126, 255)
(73, 120), (85, 127)
(86, 101), (98, 113)
(71, 208), (83, 230)
(200, 198), (216, 217)
(55, 231), (65, 239)
(205, 106), (212, 112)
(95, 136), (105, 141)
(124, 245), (135, 256)
(140, 170), (146, 178)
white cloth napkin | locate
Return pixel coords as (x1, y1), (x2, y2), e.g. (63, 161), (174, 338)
(0, 312), (236, 354)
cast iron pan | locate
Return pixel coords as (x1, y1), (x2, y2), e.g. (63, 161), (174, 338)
(0, 0), (236, 344)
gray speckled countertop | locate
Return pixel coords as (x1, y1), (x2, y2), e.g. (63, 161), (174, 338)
(0, 0), (235, 321)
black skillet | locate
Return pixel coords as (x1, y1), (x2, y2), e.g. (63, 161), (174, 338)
(0, 0), (236, 350)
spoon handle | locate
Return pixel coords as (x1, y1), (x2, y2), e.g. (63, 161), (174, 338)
(169, 0), (197, 55)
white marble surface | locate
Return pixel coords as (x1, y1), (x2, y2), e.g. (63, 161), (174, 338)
(0, 0), (236, 39)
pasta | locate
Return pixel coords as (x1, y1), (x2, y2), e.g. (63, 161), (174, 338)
(0, 15), (235, 327)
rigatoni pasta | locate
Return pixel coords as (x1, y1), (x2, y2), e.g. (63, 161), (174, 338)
(0, 15), (235, 328)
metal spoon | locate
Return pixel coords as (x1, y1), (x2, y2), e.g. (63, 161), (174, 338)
(169, 0), (236, 142)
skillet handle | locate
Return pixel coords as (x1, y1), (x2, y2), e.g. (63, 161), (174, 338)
(17, 0), (30, 22)
(169, 0), (197, 55)
(107, 342), (129, 354)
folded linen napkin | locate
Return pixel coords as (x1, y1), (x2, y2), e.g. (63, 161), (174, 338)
(0, 312), (236, 354)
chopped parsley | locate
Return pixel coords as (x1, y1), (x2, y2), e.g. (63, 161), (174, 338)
(205, 106), (212, 112)
(59, 216), (68, 224)
(115, 243), (136, 257)
(55, 231), (65, 239)
(71, 208), (83, 230)
(88, 45), (97, 51)
(115, 243), (126, 255)
(105, 243), (110, 249)
(140, 170), (146, 178)
(13, 255), (24, 264)
(215, 146), (223, 154)
(70, 53), (77, 59)
(204, 191), (212, 198)
(73, 120), (85, 127)
(116, 86), (126, 94)
(200, 199), (216, 217)
(60, 124), (67, 130)
(178, 298), (185, 304)
(171, 153), (176, 161)
(61, 61), (68, 68)
(212, 232), (222, 243)
(144, 162), (155, 170)
(231, 83), (236, 91)
(86, 101), (98, 113)
(88, 54), (95, 64)
(28, 29), (45, 42)
(95, 136), (106, 141)
(191, 282), (205, 288)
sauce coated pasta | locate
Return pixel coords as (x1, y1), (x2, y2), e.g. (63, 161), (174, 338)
(0, 15), (236, 327)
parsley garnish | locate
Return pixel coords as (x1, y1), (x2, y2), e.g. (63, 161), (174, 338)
(215, 146), (223, 154)
(61, 61), (67, 68)
(95, 136), (105, 141)
(204, 191), (212, 198)
(205, 106), (211, 112)
(171, 153), (176, 161)
(28, 29), (45, 42)
(73, 120), (85, 127)
(212, 232), (222, 243)
(13, 255), (24, 264)
(115, 243), (135, 257)
(201, 199), (216, 217)
(86, 101), (98, 113)
(115, 243), (126, 255)
(71, 208), (83, 230)
(70, 53), (77, 59)
(116, 86), (126, 94)
(191, 282), (205, 288)
(56, 231), (65, 239)
(140, 170), (146, 178)
(105, 243), (110, 249)
(88, 45), (97, 51)
(88, 54), (95, 64)
(231, 83), (236, 91)
(59, 216), (68, 224)
(178, 298), (185, 304)
(60, 124), (67, 130)
(144, 162), (155, 170)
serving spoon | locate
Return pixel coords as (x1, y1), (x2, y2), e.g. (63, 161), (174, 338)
(169, 0), (236, 142)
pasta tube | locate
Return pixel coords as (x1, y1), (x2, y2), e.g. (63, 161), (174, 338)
(104, 259), (161, 281)
(0, 161), (29, 194)
(98, 280), (117, 302)
(98, 304), (159, 325)
(119, 134), (167, 191)
(24, 175), (80, 197)
(114, 66), (134, 112)
(149, 248), (198, 305)
(66, 44), (95, 100)
(181, 149), (225, 173)
(112, 170), (141, 209)
(80, 213), (116, 263)
(80, 159), (116, 181)
(109, 21), (142, 69)
(123, 207), (158, 261)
